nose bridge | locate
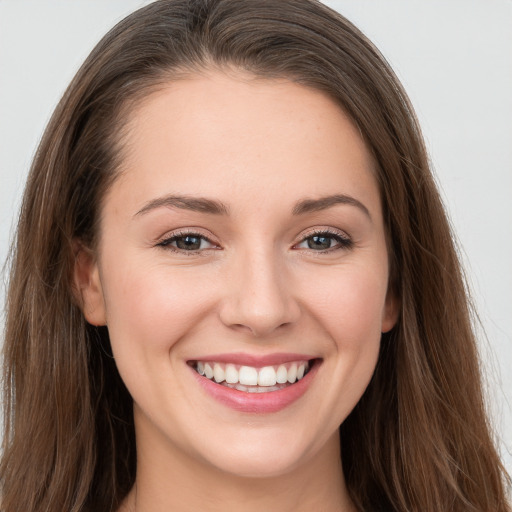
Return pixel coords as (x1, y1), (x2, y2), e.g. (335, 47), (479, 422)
(220, 243), (299, 336)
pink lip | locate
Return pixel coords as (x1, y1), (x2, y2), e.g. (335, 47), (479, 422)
(189, 357), (320, 414)
(188, 352), (315, 367)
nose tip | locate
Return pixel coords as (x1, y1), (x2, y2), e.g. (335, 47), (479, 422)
(222, 296), (296, 337)
(218, 256), (300, 337)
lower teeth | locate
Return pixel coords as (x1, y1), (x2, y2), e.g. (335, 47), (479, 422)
(222, 382), (290, 393)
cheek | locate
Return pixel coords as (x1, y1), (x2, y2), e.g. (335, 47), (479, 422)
(100, 258), (223, 421)
(302, 263), (386, 396)
(102, 259), (219, 358)
(303, 262), (389, 342)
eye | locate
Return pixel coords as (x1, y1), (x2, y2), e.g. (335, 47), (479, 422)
(157, 232), (218, 252)
(295, 230), (353, 252)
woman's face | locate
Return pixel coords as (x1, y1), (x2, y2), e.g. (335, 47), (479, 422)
(79, 70), (397, 478)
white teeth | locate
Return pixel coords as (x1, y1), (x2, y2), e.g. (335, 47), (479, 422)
(287, 363), (297, 383)
(276, 365), (288, 384)
(204, 363), (214, 379)
(239, 366), (258, 386)
(258, 366), (277, 386)
(195, 360), (312, 389)
(225, 363), (238, 384)
(213, 363), (225, 383)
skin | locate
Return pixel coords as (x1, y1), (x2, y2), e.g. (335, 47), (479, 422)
(76, 69), (397, 512)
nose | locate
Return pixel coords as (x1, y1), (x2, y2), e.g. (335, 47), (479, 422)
(218, 247), (301, 337)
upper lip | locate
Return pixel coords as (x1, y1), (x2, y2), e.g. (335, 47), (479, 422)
(187, 352), (317, 367)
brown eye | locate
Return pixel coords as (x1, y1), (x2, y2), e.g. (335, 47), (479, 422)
(175, 235), (203, 250)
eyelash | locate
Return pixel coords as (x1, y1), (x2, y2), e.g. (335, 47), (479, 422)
(156, 231), (218, 254)
(293, 229), (353, 253)
(156, 228), (353, 255)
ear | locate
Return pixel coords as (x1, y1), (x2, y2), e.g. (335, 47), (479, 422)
(72, 241), (107, 326)
(381, 288), (399, 333)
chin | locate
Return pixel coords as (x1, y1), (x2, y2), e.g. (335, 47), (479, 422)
(194, 426), (327, 480)
(208, 450), (305, 479)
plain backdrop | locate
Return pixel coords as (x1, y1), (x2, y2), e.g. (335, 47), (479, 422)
(0, 0), (511, 476)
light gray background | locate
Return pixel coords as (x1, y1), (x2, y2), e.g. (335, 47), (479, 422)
(1, 0), (511, 476)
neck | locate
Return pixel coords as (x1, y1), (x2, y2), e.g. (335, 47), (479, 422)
(119, 425), (355, 512)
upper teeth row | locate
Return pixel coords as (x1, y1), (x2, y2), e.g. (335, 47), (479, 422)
(196, 361), (310, 387)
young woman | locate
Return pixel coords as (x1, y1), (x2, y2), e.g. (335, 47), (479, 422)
(1, 1), (510, 511)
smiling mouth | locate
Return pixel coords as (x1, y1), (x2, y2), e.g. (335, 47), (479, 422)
(189, 360), (314, 393)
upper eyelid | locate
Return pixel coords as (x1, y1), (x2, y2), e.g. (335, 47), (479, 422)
(156, 228), (217, 244)
(297, 227), (351, 240)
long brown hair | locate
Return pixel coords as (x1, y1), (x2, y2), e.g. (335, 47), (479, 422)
(2, 1), (510, 510)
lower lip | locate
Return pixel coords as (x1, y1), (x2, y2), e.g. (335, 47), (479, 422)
(190, 360), (319, 413)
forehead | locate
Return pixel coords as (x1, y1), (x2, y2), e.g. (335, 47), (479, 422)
(107, 70), (380, 218)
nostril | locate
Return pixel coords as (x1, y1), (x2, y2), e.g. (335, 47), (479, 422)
(229, 323), (255, 334)
(228, 320), (294, 337)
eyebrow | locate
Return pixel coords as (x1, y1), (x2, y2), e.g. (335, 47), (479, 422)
(292, 194), (371, 219)
(134, 193), (370, 219)
(134, 195), (229, 217)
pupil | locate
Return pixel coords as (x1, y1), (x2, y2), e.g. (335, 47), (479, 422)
(308, 236), (331, 250)
(177, 236), (201, 250)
